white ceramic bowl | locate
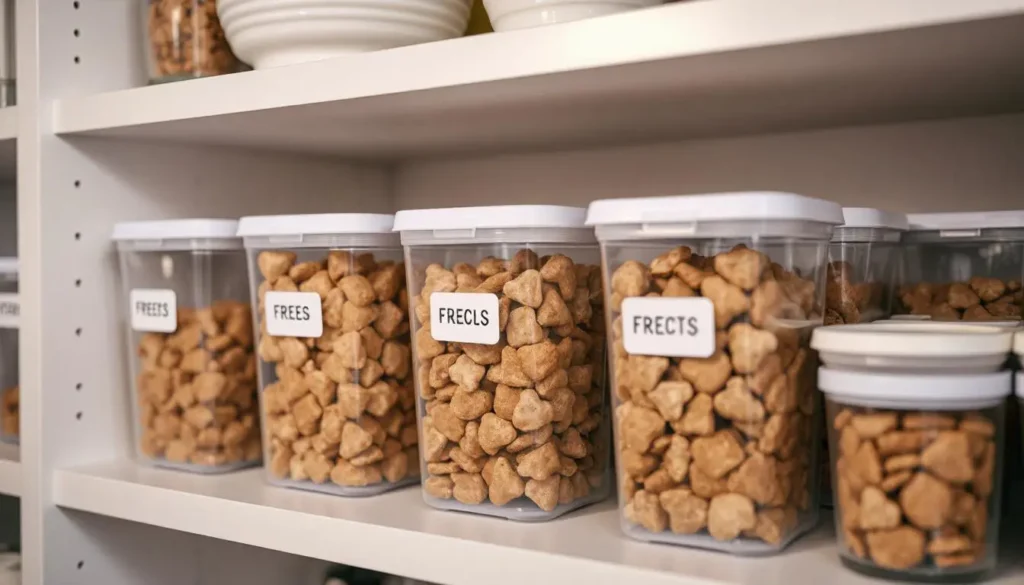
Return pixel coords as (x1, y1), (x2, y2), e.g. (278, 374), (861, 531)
(483, 0), (664, 31)
(218, 0), (473, 69)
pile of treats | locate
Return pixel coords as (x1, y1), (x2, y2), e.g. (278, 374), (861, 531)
(898, 277), (1022, 321)
(833, 408), (997, 571)
(611, 245), (819, 545)
(258, 250), (419, 489)
(825, 261), (885, 325)
(414, 250), (608, 512)
(1, 386), (15, 440)
(136, 301), (262, 468)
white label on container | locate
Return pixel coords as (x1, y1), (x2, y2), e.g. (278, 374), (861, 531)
(0, 294), (18, 329)
(130, 289), (177, 333)
(621, 297), (715, 358)
(430, 292), (500, 344)
(265, 291), (323, 338)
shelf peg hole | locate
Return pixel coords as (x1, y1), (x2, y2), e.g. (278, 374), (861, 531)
(74, 29), (80, 37)
(74, 232), (81, 240)
(75, 382), (82, 391)
(75, 327), (82, 336)
(77, 561), (83, 569)
(73, 1), (79, 8)
(75, 278), (81, 287)
(74, 180), (80, 188)
(75, 412), (82, 420)
(74, 56), (80, 64)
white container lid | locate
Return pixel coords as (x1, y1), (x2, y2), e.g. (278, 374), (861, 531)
(811, 323), (1013, 372)
(0, 258), (16, 276)
(838, 208), (908, 230)
(876, 317), (1022, 329)
(907, 210), (1024, 231)
(238, 214), (399, 248)
(112, 219), (242, 251)
(820, 368), (1011, 410)
(394, 205), (592, 245)
(586, 192), (843, 240)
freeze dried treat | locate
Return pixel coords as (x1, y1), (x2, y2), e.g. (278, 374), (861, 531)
(824, 261), (885, 325)
(0, 386), (16, 439)
(831, 404), (998, 574)
(411, 251), (607, 513)
(897, 278), (1022, 321)
(612, 243), (821, 547)
(256, 250), (419, 490)
(136, 301), (262, 468)
(146, 0), (240, 81)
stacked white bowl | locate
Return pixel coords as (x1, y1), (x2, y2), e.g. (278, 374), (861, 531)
(218, 0), (474, 69)
(483, 0), (664, 32)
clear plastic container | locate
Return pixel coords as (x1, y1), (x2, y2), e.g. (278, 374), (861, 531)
(238, 214), (418, 496)
(812, 323), (1013, 373)
(393, 205), (610, 521)
(144, 0), (241, 84)
(0, 259), (17, 443)
(825, 208), (906, 325)
(587, 192), (843, 554)
(820, 366), (1010, 582)
(114, 220), (260, 473)
(897, 211), (1024, 322)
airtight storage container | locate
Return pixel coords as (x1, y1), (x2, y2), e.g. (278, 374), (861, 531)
(238, 214), (418, 496)
(0, 259), (16, 443)
(114, 220), (260, 473)
(897, 211), (1024, 322)
(826, 208), (906, 325)
(814, 325), (1011, 582)
(393, 205), (610, 521)
(587, 192), (843, 554)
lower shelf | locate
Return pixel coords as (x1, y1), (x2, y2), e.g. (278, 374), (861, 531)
(0, 443), (20, 497)
(53, 460), (1021, 585)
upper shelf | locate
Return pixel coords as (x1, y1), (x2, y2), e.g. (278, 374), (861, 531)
(53, 0), (1024, 160)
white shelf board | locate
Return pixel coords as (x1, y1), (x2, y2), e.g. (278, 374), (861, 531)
(53, 460), (1023, 585)
(0, 107), (15, 142)
(0, 443), (20, 497)
(53, 0), (1024, 160)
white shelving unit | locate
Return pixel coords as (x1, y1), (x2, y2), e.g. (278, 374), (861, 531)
(8, 0), (1024, 584)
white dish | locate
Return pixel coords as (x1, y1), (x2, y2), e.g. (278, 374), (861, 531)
(483, 0), (664, 32)
(219, 0), (473, 69)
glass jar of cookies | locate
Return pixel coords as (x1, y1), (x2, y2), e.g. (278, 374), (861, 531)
(820, 366), (1010, 581)
(0, 258), (16, 444)
(897, 211), (1024, 322)
(113, 220), (260, 473)
(239, 214), (418, 496)
(143, 0), (242, 83)
(826, 208), (906, 325)
(588, 192), (843, 554)
(394, 205), (610, 521)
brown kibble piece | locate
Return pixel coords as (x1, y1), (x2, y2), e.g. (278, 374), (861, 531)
(900, 472), (952, 529)
(865, 526), (926, 570)
(692, 430), (746, 480)
(707, 493), (756, 541)
(921, 431), (974, 483)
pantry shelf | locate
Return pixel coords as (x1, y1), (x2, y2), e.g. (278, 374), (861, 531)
(0, 443), (20, 497)
(53, 0), (1024, 160)
(52, 460), (1023, 585)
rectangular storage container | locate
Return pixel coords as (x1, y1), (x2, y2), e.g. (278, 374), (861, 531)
(819, 366), (1010, 582)
(238, 214), (418, 496)
(897, 211), (1024, 322)
(587, 192), (843, 554)
(393, 205), (610, 521)
(114, 220), (260, 473)
(826, 208), (906, 325)
(0, 259), (16, 443)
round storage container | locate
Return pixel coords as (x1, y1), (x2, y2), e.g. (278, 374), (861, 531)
(812, 323), (1013, 373)
(826, 208), (906, 325)
(238, 214), (418, 496)
(0, 259), (16, 444)
(820, 365), (1010, 582)
(897, 211), (1024, 321)
(394, 205), (610, 521)
(114, 220), (260, 473)
(587, 192), (843, 554)
(144, 0), (241, 83)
